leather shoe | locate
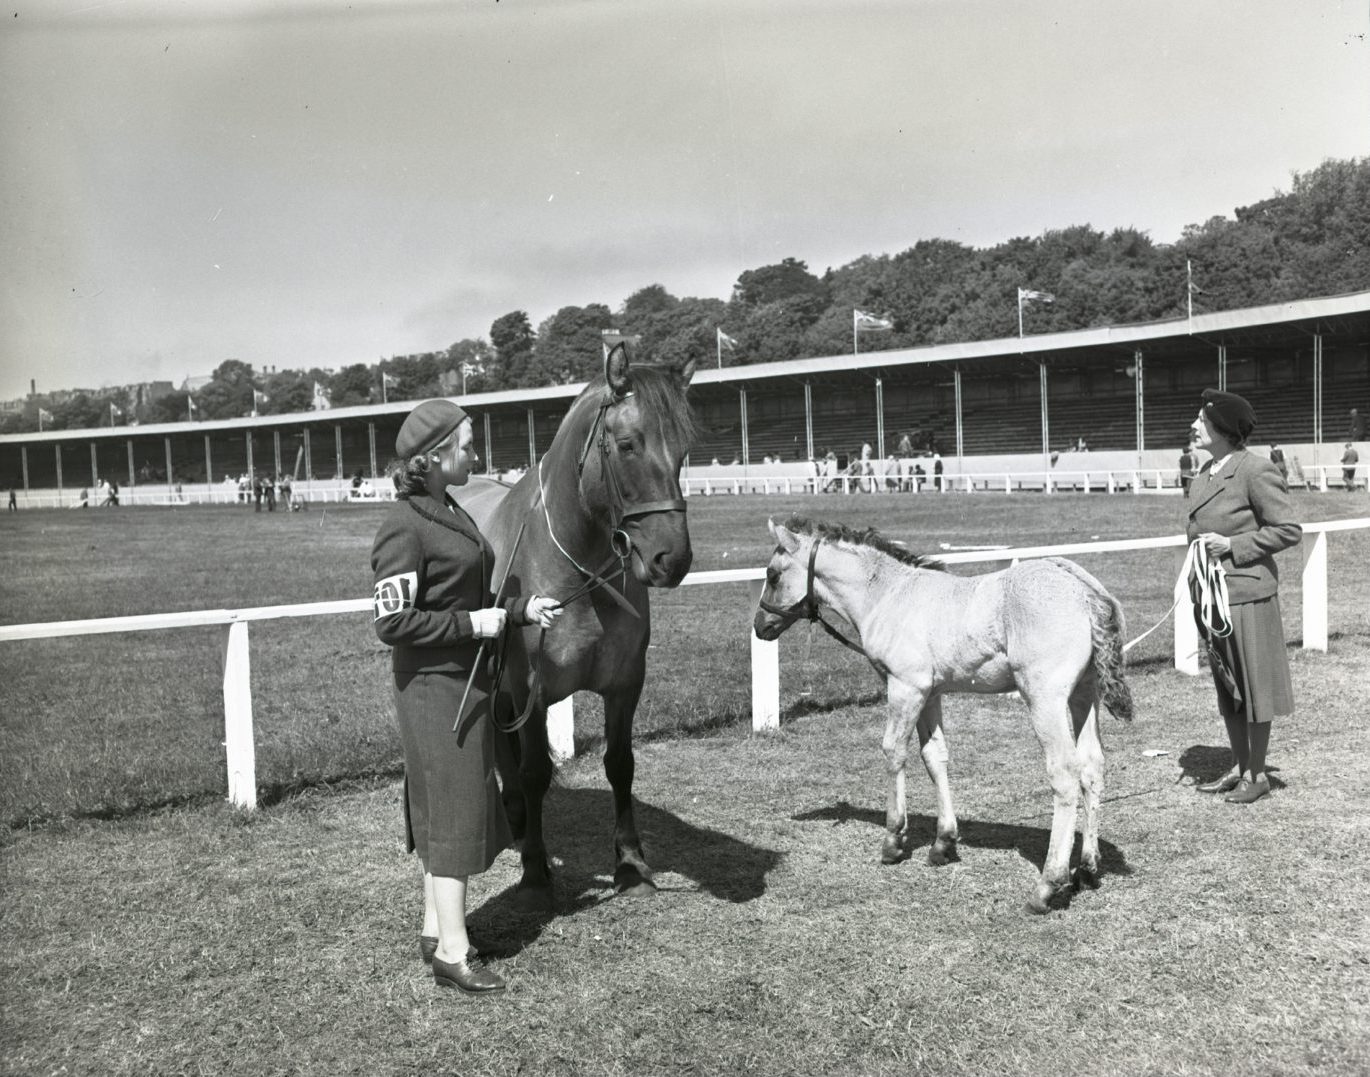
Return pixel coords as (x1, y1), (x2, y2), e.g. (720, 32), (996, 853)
(1197, 770), (1241, 794)
(1223, 775), (1271, 804)
(433, 955), (505, 994)
(420, 935), (478, 964)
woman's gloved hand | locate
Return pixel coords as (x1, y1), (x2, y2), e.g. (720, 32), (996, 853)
(525, 595), (564, 630)
(469, 608), (508, 639)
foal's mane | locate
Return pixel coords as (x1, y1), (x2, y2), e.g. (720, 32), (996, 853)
(572, 364), (698, 454)
(783, 514), (945, 571)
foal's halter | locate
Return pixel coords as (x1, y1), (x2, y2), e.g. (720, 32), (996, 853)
(756, 538), (865, 656)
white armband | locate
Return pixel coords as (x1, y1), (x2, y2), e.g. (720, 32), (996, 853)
(373, 572), (418, 621)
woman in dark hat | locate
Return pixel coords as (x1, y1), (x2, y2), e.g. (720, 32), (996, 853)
(1186, 389), (1301, 804)
(371, 399), (561, 994)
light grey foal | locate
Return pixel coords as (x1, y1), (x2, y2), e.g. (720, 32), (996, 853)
(754, 515), (1133, 913)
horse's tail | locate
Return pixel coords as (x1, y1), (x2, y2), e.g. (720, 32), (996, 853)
(1048, 558), (1134, 722)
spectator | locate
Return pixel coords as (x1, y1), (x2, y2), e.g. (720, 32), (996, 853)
(1179, 443), (1197, 498)
(264, 474), (276, 511)
(1348, 408), (1364, 442)
(1342, 443), (1360, 492)
(253, 474), (264, 512)
(895, 432), (913, 457)
(1269, 442), (1287, 482)
(7, 488), (16, 511)
(1075, 435), (1089, 452)
(280, 474), (294, 511)
(933, 452), (945, 492)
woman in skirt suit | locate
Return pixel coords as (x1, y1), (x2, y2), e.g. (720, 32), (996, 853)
(372, 400), (561, 994)
(1186, 389), (1301, 804)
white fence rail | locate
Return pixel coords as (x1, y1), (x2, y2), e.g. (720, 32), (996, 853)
(2, 519), (1364, 810)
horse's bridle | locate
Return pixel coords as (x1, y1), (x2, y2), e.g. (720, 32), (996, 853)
(756, 538), (865, 655)
(577, 390), (687, 558)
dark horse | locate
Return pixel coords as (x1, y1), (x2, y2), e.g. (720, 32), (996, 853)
(459, 344), (696, 911)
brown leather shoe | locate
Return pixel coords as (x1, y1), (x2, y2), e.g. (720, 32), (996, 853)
(420, 936), (478, 964)
(1197, 770), (1241, 794)
(1223, 775), (1271, 804)
(433, 955), (506, 994)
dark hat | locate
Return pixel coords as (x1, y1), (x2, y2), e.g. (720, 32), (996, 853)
(395, 399), (468, 458)
(1201, 388), (1256, 441)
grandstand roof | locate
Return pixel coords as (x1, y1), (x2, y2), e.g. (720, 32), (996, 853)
(6, 289), (1368, 445)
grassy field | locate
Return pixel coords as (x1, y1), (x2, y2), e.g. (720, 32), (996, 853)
(2, 493), (1369, 1075)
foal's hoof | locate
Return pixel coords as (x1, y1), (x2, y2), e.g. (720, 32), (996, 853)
(1074, 863), (1102, 891)
(880, 834), (909, 865)
(1026, 881), (1073, 915)
(927, 841), (959, 867)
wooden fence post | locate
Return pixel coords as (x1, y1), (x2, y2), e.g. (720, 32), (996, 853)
(1173, 549), (1199, 675)
(1301, 528), (1328, 652)
(749, 579), (780, 732)
(547, 696), (575, 762)
(223, 620), (258, 809)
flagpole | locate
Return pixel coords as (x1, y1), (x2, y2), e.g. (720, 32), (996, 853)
(1017, 288), (1025, 340)
(853, 309), (858, 357)
(716, 328), (722, 370)
(1186, 259), (1193, 323)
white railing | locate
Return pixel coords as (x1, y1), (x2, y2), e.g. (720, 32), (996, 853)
(681, 464), (1360, 496)
(1, 519), (1364, 810)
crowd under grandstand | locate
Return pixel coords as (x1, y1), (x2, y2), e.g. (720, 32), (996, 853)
(3, 291), (1367, 505)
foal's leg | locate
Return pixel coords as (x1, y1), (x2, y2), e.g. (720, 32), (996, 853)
(916, 696), (960, 865)
(881, 678), (926, 864)
(1023, 684), (1084, 913)
(1070, 678), (1105, 890)
(604, 682), (656, 896)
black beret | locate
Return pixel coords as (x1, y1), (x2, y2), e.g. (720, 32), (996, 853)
(1201, 388), (1256, 441)
(395, 399), (468, 458)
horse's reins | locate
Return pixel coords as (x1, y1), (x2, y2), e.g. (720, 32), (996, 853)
(488, 388), (689, 735)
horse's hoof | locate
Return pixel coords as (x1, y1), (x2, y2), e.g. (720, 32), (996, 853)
(613, 864), (657, 896)
(880, 834), (909, 865)
(1027, 881), (1072, 914)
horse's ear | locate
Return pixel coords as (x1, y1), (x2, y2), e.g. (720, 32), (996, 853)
(678, 355), (697, 387)
(605, 343), (630, 397)
(770, 519), (800, 554)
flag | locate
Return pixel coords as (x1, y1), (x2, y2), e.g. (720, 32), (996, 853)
(312, 381), (331, 410)
(382, 371), (398, 386)
(253, 388), (268, 405)
(110, 403), (122, 417)
(854, 309), (893, 331)
(717, 328), (738, 350)
(459, 361), (484, 377)
(187, 395), (198, 413)
(38, 407), (54, 423)
(1018, 288), (1055, 304)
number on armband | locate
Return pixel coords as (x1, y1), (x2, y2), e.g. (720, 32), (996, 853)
(373, 572), (418, 620)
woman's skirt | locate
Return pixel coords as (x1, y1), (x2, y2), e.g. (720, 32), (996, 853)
(1204, 594), (1294, 724)
(393, 670), (511, 878)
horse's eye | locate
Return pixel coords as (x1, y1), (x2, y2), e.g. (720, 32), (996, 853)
(766, 567), (779, 586)
(616, 440), (635, 455)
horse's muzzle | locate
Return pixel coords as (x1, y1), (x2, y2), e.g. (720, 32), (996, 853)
(753, 609), (789, 641)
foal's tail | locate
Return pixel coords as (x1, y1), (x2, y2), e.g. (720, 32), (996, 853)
(1049, 558), (1135, 722)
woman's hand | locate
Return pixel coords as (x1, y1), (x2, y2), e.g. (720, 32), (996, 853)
(1199, 532), (1232, 558)
(469, 608), (508, 639)
(525, 595), (564, 630)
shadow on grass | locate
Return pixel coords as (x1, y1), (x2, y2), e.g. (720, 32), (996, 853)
(469, 786), (784, 957)
(1177, 745), (1285, 789)
(790, 798), (1134, 881)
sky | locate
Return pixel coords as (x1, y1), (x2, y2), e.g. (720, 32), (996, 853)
(2, 0), (1367, 402)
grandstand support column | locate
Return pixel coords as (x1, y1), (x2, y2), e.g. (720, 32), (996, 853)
(526, 408), (536, 468)
(303, 428), (312, 481)
(89, 442), (97, 487)
(204, 435), (213, 486)
(55, 445), (62, 493)
(1217, 345), (1227, 391)
(245, 431), (254, 479)
(1038, 363), (1050, 472)
(954, 367), (964, 458)
(1313, 332), (1323, 463)
(1134, 349), (1145, 453)
(803, 382), (814, 461)
(164, 437), (174, 488)
(366, 423), (376, 478)
(334, 425), (343, 479)
(274, 431), (283, 479)
(21, 446), (29, 491)
(126, 440), (134, 488)
(875, 377), (885, 459)
(739, 388), (750, 468)
(483, 412), (493, 473)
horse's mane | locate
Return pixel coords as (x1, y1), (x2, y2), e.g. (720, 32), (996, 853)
(783, 514), (946, 571)
(575, 364), (699, 453)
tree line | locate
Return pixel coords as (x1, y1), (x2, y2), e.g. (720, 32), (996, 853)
(8, 156), (1366, 433)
